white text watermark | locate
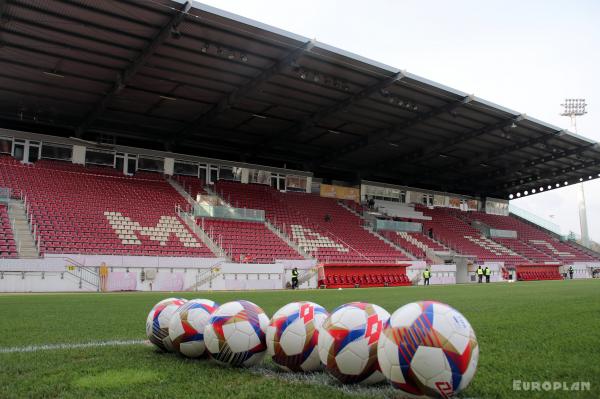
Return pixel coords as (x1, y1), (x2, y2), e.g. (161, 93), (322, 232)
(513, 380), (591, 392)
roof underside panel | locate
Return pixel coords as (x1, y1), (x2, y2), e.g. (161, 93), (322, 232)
(0, 0), (598, 199)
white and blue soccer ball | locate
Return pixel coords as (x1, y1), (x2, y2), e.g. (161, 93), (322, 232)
(318, 302), (390, 384)
(146, 297), (188, 352)
(377, 301), (479, 398)
(266, 301), (328, 371)
(168, 299), (219, 358)
(203, 300), (269, 367)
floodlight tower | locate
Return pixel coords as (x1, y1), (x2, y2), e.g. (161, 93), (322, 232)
(560, 98), (590, 247)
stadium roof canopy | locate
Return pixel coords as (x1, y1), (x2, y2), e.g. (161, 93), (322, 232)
(0, 0), (599, 199)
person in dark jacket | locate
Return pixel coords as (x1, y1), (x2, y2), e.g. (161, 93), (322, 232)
(291, 267), (299, 289)
(484, 266), (491, 283)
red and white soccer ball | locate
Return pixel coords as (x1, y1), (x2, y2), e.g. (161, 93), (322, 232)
(318, 302), (390, 384)
(266, 301), (328, 371)
(168, 299), (219, 358)
(377, 301), (479, 398)
(203, 300), (269, 367)
(146, 297), (188, 352)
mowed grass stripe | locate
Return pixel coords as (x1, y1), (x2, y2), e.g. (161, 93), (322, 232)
(0, 280), (599, 398)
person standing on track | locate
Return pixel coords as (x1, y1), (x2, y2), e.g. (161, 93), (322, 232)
(476, 266), (484, 283)
(484, 266), (491, 283)
(423, 268), (431, 286)
(568, 265), (574, 280)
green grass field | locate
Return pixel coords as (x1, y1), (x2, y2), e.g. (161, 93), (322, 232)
(1, 280), (599, 398)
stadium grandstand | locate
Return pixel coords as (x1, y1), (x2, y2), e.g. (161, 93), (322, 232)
(0, 0), (599, 292)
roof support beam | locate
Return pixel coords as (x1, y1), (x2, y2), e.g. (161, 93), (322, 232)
(377, 113), (524, 170)
(175, 40), (316, 140)
(0, 0), (7, 20)
(253, 71), (407, 154)
(480, 143), (598, 182)
(499, 157), (600, 192)
(315, 95), (473, 167)
(430, 129), (566, 175)
(75, 1), (192, 137)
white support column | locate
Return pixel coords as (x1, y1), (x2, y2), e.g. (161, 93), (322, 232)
(306, 176), (312, 193)
(72, 145), (86, 165)
(164, 157), (174, 176)
(241, 168), (249, 184)
(577, 183), (590, 247)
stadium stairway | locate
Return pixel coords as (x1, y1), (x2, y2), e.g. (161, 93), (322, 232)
(337, 200), (442, 263)
(185, 260), (226, 290)
(175, 207), (227, 259)
(337, 199), (363, 218)
(214, 181), (409, 263)
(195, 186), (308, 263)
(0, 159), (217, 257)
(199, 218), (305, 263)
(6, 200), (38, 258)
(380, 230), (449, 264)
(167, 177), (196, 207)
(360, 225), (417, 261)
(264, 220), (312, 260)
(458, 210), (599, 264)
(63, 256), (100, 290)
(416, 205), (528, 267)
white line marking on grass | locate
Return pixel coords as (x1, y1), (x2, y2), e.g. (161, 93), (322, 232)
(1, 341), (396, 397)
(0, 339), (147, 354)
(251, 364), (397, 398)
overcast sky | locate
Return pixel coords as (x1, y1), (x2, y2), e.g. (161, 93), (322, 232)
(199, 0), (600, 241)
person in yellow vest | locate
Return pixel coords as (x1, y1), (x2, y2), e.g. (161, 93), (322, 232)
(422, 268), (431, 286)
(484, 266), (491, 283)
(291, 267), (299, 289)
(476, 266), (484, 283)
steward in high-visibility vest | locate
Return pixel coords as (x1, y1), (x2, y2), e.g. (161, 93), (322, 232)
(422, 269), (431, 286)
(291, 268), (299, 289)
(476, 266), (484, 283)
(484, 266), (491, 283)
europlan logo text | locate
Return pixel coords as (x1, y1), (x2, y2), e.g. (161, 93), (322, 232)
(513, 380), (591, 392)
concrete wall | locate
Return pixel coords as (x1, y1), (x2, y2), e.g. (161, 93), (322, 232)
(0, 256), (318, 292)
(407, 264), (456, 285)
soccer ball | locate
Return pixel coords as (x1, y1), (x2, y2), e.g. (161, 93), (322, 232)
(318, 302), (390, 384)
(168, 299), (219, 358)
(204, 300), (269, 367)
(266, 301), (328, 371)
(146, 297), (187, 352)
(377, 301), (479, 398)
